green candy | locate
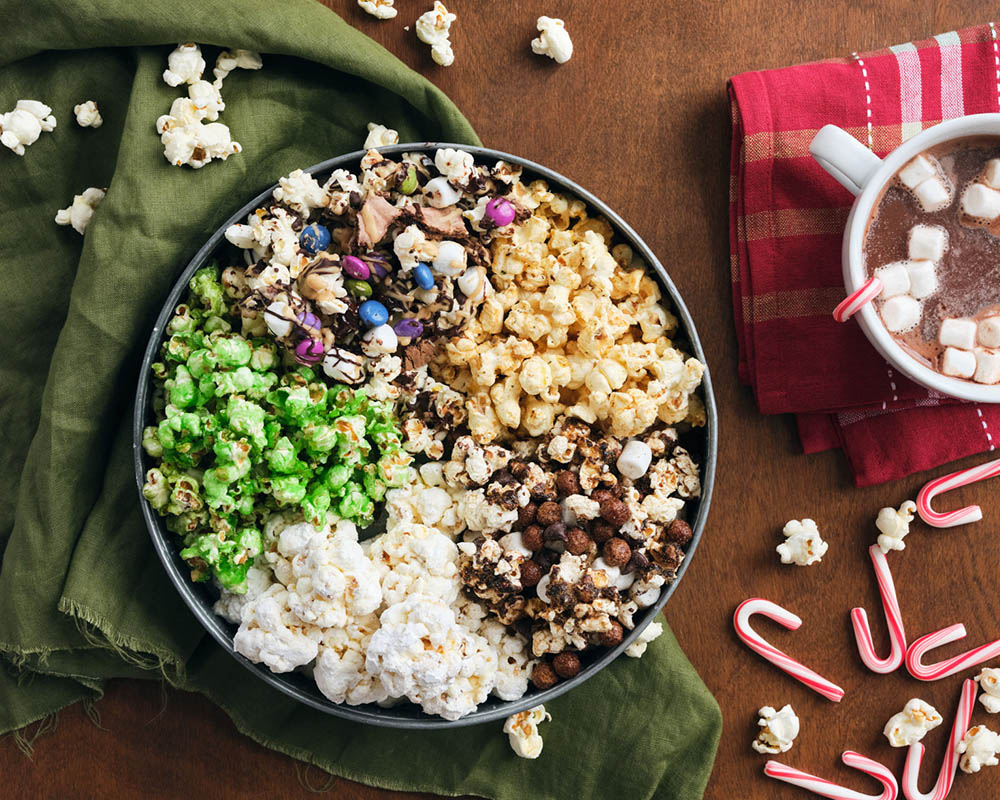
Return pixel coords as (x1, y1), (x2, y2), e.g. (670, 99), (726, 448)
(345, 278), (373, 298)
(398, 163), (418, 195)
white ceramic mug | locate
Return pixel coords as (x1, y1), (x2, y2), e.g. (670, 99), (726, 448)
(810, 113), (1000, 403)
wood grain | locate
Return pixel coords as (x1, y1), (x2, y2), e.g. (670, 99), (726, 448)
(6, 1), (1000, 797)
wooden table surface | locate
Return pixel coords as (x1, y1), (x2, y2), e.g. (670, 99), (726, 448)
(7, 1), (1000, 797)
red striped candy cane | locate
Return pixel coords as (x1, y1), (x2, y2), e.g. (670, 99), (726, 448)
(833, 277), (884, 323)
(902, 679), (976, 800)
(765, 751), (897, 800)
(915, 457), (1000, 528)
(906, 623), (1000, 681)
(734, 598), (845, 702)
(851, 545), (907, 673)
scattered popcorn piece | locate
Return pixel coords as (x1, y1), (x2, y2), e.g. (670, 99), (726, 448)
(905, 260), (938, 300)
(156, 97), (241, 169)
(898, 155), (938, 189)
(358, 0), (397, 19)
(364, 122), (399, 149)
(531, 16), (573, 64)
(625, 620), (663, 658)
(908, 224), (948, 262)
(940, 318), (977, 350)
(54, 187), (106, 235)
(416, 1), (456, 67)
(884, 699), (943, 747)
(913, 177), (952, 213)
(977, 668), (1000, 714)
(188, 80), (225, 121)
(875, 500), (916, 554)
(73, 100), (102, 129)
(162, 43), (206, 86)
(503, 705), (550, 759)
(975, 349), (1000, 385)
(978, 317), (1000, 349)
(962, 182), (1000, 221)
(752, 705), (800, 754)
(0, 100), (57, 156)
(942, 346), (976, 379)
(880, 295), (922, 334)
(776, 519), (828, 566)
(212, 49), (263, 84)
(959, 725), (1000, 774)
(875, 262), (911, 299)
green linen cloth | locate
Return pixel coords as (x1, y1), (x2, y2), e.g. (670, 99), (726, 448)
(0, 0), (722, 796)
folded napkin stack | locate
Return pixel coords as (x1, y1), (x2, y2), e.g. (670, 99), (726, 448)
(729, 23), (1000, 486)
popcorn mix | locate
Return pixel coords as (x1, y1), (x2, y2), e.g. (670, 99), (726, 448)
(143, 145), (706, 721)
(504, 705), (550, 759)
(876, 500), (917, 554)
(776, 519), (827, 566)
(54, 187), (106, 235)
(883, 698), (943, 747)
(364, 122), (399, 149)
(0, 99), (56, 156)
(416, 1), (457, 67)
(73, 100), (102, 128)
(752, 704), (800, 754)
(531, 16), (573, 64)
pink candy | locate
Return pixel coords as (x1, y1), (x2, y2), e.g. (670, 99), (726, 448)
(901, 679), (976, 800)
(485, 196), (516, 227)
(915, 457), (1000, 528)
(294, 337), (324, 365)
(833, 277), (884, 323)
(851, 545), (907, 674)
(733, 598), (845, 702)
(906, 623), (1000, 682)
(765, 751), (898, 800)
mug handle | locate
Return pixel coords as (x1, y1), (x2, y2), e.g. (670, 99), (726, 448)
(809, 125), (883, 196)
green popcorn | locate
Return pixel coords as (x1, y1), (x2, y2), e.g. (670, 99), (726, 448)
(322, 463), (352, 491)
(265, 436), (299, 474)
(187, 348), (218, 378)
(165, 332), (194, 363)
(303, 423), (337, 459)
(377, 450), (412, 488)
(151, 361), (168, 381)
(168, 365), (198, 408)
(167, 304), (196, 335)
(236, 527), (262, 560)
(302, 482), (331, 527)
(213, 434), (251, 469)
(214, 559), (251, 592)
(337, 482), (374, 522)
(189, 267), (227, 317)
(225, 395), (267, 451)
(214, 366), (256, 396)
(167, 475), (204, 515)
(333, 415), (369, 462)
(165, 509), (206, 537)
(263, 420), (282, 450)
(212, 335), (252, 368)
(142, 467), (170, 509)
(362, 464), (387, 503)
(141, 426), (163, 458)
(271, 474), (308, 506)
(249, 340), (277, 371)
(204, 315), (232, 334)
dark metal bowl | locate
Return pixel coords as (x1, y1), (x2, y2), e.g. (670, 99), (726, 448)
(133, 144), (717, 729)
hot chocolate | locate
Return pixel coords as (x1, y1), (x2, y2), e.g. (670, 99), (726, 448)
(863, 136), (1000, 384)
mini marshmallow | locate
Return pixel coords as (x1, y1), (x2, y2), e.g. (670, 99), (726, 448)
(424, 176), (462, 208)
(906, 261), (938, 300)
(908, 224), (948, 262)
(898, 155), (938, 189)
(939, 318), (977, 350)
(985, 158), (1000, 189)
(942, 346), (977, 379)
(978, 317), (1000, 348)
(913, 176), (952, 212)
(617, 440), (653, 480)
(961, 182), (1000, 221)
(875, 262), (911, 299)
(974, 349), (1000, 385)
(432, 240), (466, 276)
(881, 295), (922, 333)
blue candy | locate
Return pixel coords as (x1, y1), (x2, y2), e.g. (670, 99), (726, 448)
(359, 300), (389, 328)
(413, 263), (435, 290)
(299, 223), (331, 255)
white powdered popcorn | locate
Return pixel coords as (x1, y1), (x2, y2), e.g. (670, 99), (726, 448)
(73, 100), (103, 128)
(883, 699), (943, 747)
(503, 705), (550, 759)
(776, 519), (828, 566)
(54, 187), (106, 235)
(977, 668), (1000, 714)
(416, 1), (456, 66)
(959, 725), (1000, 774)
(875, 500), (917, 554)
(358, 0), (397, 19)
(0, 100), (56, 156)
(752, 705), (800, 754)
(531, 16), (573, 63)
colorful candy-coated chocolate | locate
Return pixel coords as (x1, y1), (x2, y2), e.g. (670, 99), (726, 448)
(346, 278), (373, 298)
(299, 223), (331, 255)
(359, 299), (389, 327)
(363, 253), (390, 278)
(341, 255), (371, 280)
(294, 337), (325, 365)
(399, 164), (418, 195)
(393, 318), (424, 338)
(296, 311), (321, 333)
(485, 197), (516, 227)
(414, 263), (435, 290)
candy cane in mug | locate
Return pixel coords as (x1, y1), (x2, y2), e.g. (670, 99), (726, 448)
(734, 598), (845, 702)
(833, 277), (884, 323)
(902, 679), (976, 800)
(906, 623), (1000, 681)
(851, 545), (907, 673)
(915, 457), (1000, 528)
(765, 751), (897, 800)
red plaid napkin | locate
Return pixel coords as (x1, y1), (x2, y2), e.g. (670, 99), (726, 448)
(729, 23), (1000, 486)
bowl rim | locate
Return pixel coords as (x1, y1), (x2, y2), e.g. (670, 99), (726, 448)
(844, 113), (1000, 402)
(133, 142), (718, 729)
